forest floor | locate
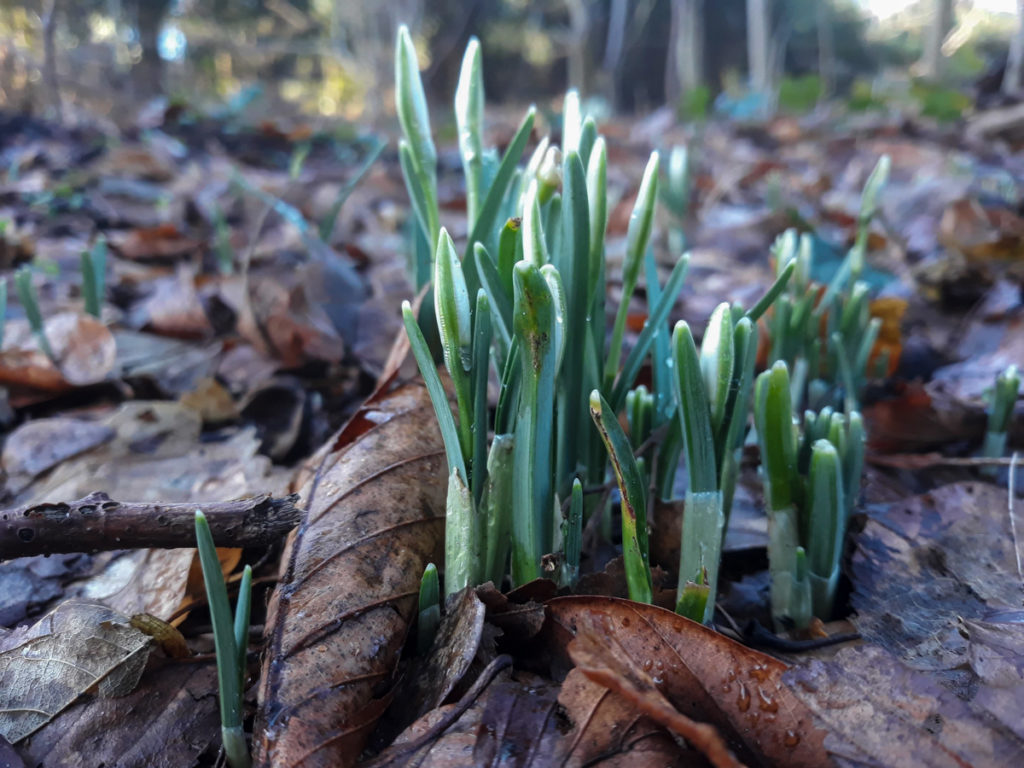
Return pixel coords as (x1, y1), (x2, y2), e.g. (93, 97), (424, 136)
(0, 101), (1022, 767)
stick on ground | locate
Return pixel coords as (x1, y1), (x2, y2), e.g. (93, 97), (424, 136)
(0, 492), (303, 557)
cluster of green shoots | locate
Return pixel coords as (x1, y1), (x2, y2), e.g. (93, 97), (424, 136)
(6, 236), (107, 359)
(396, 28), (882, 634)
(195, 511), (253, 768)
(755, 363), (864, 629)
(766, 155), (890, 414)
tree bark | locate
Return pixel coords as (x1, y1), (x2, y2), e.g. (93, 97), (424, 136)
(1003, 0), (1024, 95)
(921, 0), (954, 81)
(601, 0), (629, 107)
(0, 492), (302, 557)
(665, 0), (704, 108)
(41, 0), (62, 122)
(817, 0), (835, 102)
(747, 0), (771, 93)
(565, 0), (594, 93)
(133, 0), (172, 96)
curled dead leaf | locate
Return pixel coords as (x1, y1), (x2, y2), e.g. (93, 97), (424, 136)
(546, 596), (832, 768)
(254, 382), (447, 767)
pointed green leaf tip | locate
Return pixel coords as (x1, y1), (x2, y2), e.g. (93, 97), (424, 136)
(395, 25), (436, 174)
(433, 228), (472, 372)
(522, 180), (550, 267)
(699, 302), (734, 436)
(455, 36), (484, 225)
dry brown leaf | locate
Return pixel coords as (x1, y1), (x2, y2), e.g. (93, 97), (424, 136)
(569, 614), (745, 768)
(785, 641), (1024, 768)
(253, 382), (447, 767)
(940, 198), (1024, 263)
(0, 313), (117, 394)
(371, 666), (691, 767)
(546, 596), (832, 768)
(0, 601), (151, 743)
(19, 660), (218, 768)
(850, 482), (1023, 670)
(110, 223), (201, 261)
(130, 265), (213, 337)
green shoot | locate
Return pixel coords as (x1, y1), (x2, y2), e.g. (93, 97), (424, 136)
(455, 37), (485, 228)
(15, 266), (53, 360)
(605, 152), (659, 386)
(562, 478), (584, 588)
(417, 563), (441, 654)
(982, 365), (1020, 475)
(80, 236), (107, 318)
(590, 390), (652, 604)
(213, 207), (235, 275)
(511, 261), (559, 585)
(395, 25), (439, 248)
(195, 510), (251, 768)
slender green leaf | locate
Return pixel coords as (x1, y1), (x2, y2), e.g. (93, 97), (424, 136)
(232, 564), (252, 692)
(562, 477), (583, 587)
(471, 289), (492, 505)
(511, 261), (558, 585)
(15, 266), (52, 360)
(745, 259), (795, 323)
(610, 253), (690, 412)
(586, 137), (607, 306)
(483, 434), (515, 585)
(699, 302), (735, 438)
(455, 37), (485, 227)
(671, 321), (717, 493)
(402, 302), (467, 483)
(319, 138), (385, 241)
(395, 26), (439, 245)
(463, 108), (530, 238)
(606, 151), (659, 384)
(590, 390), (652, 604)
(755, 361), (798, 513)
(195, 510), (249, 767)
(417, 563), (441, 654)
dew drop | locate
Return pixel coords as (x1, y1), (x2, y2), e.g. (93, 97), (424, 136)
(784, 730), (801, 748)
(737, 682), (751, 712)
(757, 688), (778, 713)
(642, 659), (653, 672)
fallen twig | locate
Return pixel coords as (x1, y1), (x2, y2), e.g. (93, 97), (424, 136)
(0, 492), (303, 557)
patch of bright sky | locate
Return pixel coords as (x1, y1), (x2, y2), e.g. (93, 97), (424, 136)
(861, 0), (1017, 18)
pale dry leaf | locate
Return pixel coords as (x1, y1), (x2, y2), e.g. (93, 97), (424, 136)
(0, 601), (151, 743)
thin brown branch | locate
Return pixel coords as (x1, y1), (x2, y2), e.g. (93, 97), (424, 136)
(0, 492), (303, 558)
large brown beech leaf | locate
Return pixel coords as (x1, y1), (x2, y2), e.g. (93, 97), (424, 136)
(254, 382), (447, 767)
(369, 666), (693, 766)
(546, 596), (833, 768)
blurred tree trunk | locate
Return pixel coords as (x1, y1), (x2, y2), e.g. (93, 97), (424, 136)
(601, 0), (628, 106)
(921, 0), (953, 80)
(1003, 0), (1024, 95)
(817, 0), (834, 101)
(747, 0), (771, 93)
(134, 0), (172, 96)
(665, 0), (704, 108)
(41, 0), (62, 122)
(565, 0), (595, 93)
